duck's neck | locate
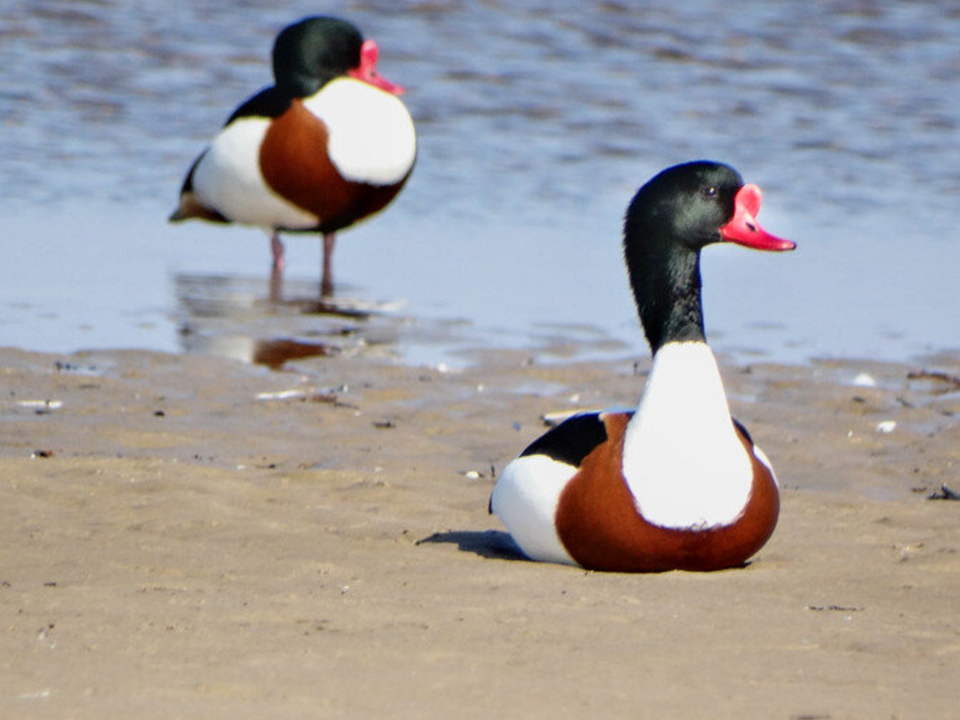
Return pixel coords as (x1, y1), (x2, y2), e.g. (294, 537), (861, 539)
(276, 71), (326, 99)
(273, 52), (339, 98)
(626, 240), (706, 353)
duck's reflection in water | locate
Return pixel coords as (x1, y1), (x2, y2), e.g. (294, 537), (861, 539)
(174, 271), (399, 369)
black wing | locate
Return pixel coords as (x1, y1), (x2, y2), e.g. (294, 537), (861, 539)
(520, 412), (617, 468)
(732, 417), (754, 446)
(225, 85), (293, 125)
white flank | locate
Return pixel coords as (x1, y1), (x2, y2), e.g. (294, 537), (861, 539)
(303, 78), (417, 185)
(491, 454), (578, 566)
(622, 341), (753, 529)
(192, 117), (318, 230)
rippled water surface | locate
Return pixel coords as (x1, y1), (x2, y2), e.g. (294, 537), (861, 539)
(3, 0), (960, 366)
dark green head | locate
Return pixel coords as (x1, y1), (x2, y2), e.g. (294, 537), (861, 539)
(623, 161), (795, 352)
(272, 16), (364, 96)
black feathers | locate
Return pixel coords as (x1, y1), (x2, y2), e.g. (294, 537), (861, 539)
(520, 412), (621, 468)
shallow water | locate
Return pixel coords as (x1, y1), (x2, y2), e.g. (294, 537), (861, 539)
(3, 0), (960, 367)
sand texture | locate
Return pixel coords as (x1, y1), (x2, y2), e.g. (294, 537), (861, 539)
(2, 346), (960, 719)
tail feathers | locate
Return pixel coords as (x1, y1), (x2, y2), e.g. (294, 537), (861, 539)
(169, 193), (230, 224)
(170, 150), (228, 224)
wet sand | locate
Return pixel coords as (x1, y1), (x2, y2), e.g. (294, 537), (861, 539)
(2, 343), (959, 719)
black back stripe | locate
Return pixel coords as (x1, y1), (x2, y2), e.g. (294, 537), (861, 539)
(732, 417), (754, 446)
(226, 86), (293, 125)
(520, 412), (616, 468)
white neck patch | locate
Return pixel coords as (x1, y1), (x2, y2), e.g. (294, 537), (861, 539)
(302, 78), (417, 186)
(622, 342), (753, 529)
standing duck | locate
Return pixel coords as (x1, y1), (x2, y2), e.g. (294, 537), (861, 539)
(169, 16), (417, 297)
(490, 161), (796, 572)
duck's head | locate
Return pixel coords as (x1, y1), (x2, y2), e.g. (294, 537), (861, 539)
(624, 161), (795, 351)
(272, 16), (404, 98)
(625, 161), (795, 255)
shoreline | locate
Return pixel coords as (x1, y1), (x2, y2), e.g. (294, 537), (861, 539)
(2, 344), (959, 718)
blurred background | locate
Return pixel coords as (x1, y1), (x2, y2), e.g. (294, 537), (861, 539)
(2, 0), (959, 367)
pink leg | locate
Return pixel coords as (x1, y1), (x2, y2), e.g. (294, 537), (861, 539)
(321, 232), (336, 298)
(269, 263), (283, 303)
(270, 232), (285, 271)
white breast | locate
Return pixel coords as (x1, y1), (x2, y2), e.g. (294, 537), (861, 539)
(302, 78), (417, 186)
(622, 341), (753, 529)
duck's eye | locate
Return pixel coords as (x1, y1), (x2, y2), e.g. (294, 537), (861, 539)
(702, 186), (718, 198)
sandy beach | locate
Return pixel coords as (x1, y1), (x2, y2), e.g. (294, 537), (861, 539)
(5, 1), (960, 717)
(2, 343), (959, 719)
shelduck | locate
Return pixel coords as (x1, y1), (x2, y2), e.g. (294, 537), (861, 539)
(490, 161), (796, 572)
(169, 16), (416, 296)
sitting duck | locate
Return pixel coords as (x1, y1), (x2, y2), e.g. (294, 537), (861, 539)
(490, 161), (796, 572)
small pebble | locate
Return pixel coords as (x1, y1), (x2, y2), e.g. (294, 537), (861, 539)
(17, 399), (63, 410)
(256, 389), (307, 401)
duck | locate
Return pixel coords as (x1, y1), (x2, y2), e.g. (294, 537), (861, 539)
(169, 16), (417, 297)
(490, 161), (796, 572)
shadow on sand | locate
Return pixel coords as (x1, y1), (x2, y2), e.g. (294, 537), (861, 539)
(416, 529), (527, 562)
